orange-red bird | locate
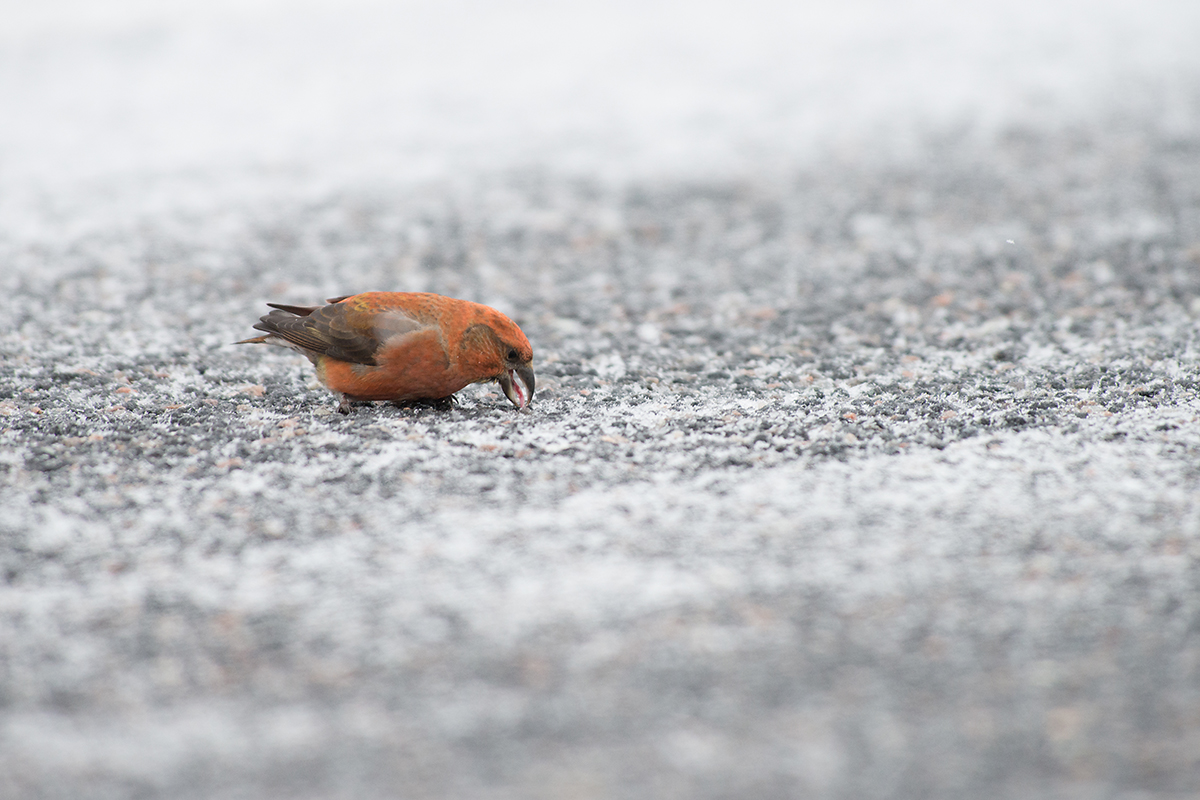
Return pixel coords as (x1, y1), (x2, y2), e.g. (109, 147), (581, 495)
(237, 292), (534, 414)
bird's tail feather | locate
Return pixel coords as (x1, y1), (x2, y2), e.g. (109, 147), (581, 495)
(266, 303), (320, 316)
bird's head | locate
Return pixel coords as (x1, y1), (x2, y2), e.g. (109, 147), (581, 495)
(496, 341), (535, 410)
(462, 318), (535, 409)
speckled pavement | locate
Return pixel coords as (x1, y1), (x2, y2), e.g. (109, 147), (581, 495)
(3, 3), (1200, 798)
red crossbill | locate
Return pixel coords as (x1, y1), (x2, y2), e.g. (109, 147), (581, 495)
(237, 292), (534, 414)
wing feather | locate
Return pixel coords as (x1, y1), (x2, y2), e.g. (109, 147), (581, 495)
(253, 301), (430, 366)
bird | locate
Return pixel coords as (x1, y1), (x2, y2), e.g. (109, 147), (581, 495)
(236, 292), (534, 414)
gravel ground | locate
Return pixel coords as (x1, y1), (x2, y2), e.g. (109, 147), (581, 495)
(3, 2), (1200, 798)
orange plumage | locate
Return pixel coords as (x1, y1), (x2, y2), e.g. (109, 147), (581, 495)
(237, 292), (535, 413)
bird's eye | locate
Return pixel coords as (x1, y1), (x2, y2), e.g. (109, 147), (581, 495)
(507, 348), (519, 360)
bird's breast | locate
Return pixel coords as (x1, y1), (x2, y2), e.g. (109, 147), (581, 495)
(317, 329), (478, 402)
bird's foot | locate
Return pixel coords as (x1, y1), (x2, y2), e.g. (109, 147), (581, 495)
(337, 395), (352, 415)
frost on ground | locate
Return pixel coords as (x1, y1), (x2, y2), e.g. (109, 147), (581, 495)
(3, 121), (1200, 799)
(4, 1), (1200, 798)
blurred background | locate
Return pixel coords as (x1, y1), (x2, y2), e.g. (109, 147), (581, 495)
(4, 0), (1198, 226)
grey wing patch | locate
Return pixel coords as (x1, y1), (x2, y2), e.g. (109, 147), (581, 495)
(252, 304), (430, 366)
(371, 310), (428, 342)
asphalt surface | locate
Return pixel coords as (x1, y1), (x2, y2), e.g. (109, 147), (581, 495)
(3, 3), (1200, 799)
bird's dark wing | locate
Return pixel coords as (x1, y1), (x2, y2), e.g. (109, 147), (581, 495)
(253, 300), (428, 366)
